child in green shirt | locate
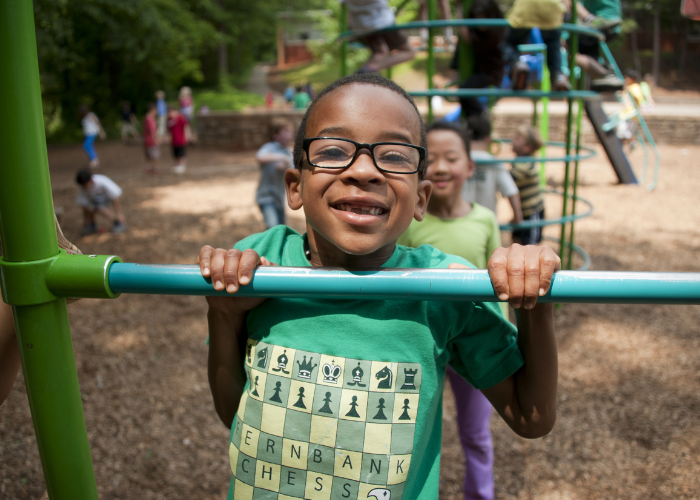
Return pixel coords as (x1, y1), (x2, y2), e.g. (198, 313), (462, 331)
(398, 121), (504, 500)
(198, 74), (560, 500)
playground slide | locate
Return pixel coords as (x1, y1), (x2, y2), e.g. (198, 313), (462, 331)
(584, 98), (638, 184)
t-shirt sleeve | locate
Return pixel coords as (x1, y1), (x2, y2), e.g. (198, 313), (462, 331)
(496, 163), (519, 198)
(448, 302), (523, 389)
(96, 176), (122, 199)
(256, 142), (278, 157)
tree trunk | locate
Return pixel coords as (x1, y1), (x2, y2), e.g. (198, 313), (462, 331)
(630, 14), (642, 74)
(652, 8), (660, 86)
(679, 19), (689, 78)
(218, 26), (228, 89)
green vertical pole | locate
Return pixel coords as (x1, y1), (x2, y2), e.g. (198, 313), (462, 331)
(539, 60), (551, 188)
(567, 76), (585, 270)
(0, 2), (99, 499)
(559, 0), (578, 261)
(341, 3), (348, 77)
(426, 0), (437, 122)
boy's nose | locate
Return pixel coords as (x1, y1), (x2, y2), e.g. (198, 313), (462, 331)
(342, 149), (384, 183)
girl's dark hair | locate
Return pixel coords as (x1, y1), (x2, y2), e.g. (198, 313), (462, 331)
(466, 115), (492, 141)
(293, 73), (429, 179)
(426, 121), (472, 159)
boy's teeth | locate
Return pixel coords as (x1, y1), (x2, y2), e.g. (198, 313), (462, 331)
(336, 203), (385, 215)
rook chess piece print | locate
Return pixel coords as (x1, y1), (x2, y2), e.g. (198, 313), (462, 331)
(345, 395), (361, 418)
(269, 381), (283, 403)
(318, 392), (334, 414)
(373, 398), (387, 420)
(293, 387), (307, 409)
(398, 398), (411, 421)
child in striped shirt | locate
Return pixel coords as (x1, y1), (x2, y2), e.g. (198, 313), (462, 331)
(510, 125), (545, 245)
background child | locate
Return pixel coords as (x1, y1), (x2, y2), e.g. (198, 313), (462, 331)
(197, 73), (559, 500)
(78, 104), (106, 168)
(510, 125), (545, 245)
(167, 107), (189, 174)
(120, 101), (140, 143)
(255, 118), (294, 228)
(464, 115), (524, 225)
(142, 103), (160, 174)
(344, 0), (415, 73)
(291, 85), (311, 109)
(398, 121), (507, 500)
(155, 90), (168, 138)
(75, 169), (126, 234)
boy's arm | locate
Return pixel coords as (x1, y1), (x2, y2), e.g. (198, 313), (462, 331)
(199, 246), (275, 427)
(111, 198), (125, 223)
(508, 194), (524, 223)
(453, 244), (559, 438)
(257, 152), (292, 166)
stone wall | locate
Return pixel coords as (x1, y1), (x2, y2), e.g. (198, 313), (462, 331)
(196, 108), (699, 151)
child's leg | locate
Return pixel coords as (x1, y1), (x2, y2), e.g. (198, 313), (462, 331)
(458, 73), (493, 117)
(259, 204), (281, 229)
(82, 206), (96, 226)
(83, 135), (97, 162)
(276, 206), (286, 226)
(540, 29), (563, 81)
(447, 366), (494, 500)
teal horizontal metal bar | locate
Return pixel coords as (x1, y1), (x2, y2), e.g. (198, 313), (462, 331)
(409, 89), (599, 100)
(105, 264), (700, 305)
(474, 141), (596, 165)
(339, 21), (604, 41)
(517, 43), (547, 53)
(500, 189), (594, 231)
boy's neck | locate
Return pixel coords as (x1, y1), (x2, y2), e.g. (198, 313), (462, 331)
(305, 228), (396, 270)
(428, 195), (472, 220)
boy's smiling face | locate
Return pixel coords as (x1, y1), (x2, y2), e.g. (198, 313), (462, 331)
(285, 83), (431, 267)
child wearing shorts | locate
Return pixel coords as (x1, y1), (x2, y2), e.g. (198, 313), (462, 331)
(510, 125), (545, 245)
(256, 119), (295, 229)
(75, 169), (126, 234)
(398, 121), (507, 500)
(198, 74), (559, 500)
(143, 103), (160, 174)
(167, 107), (189, 174)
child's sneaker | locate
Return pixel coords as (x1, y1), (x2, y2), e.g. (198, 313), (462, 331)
(553, 73), (572, 91)
(172, 164), (186, 174)
(81, 223), (98, 236)
(511, 61), (530, 90)
(590, 73), (625, 92)
(89, 159), (100, 168)
(112, 221), (127, 234)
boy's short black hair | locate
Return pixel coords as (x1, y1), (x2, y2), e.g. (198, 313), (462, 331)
(76, 169), (93, 185)
(466, 115), (492, 142)
(293, 73), (429, 179)
(624, 68), (641, 82)
(426, 121), (471, 159)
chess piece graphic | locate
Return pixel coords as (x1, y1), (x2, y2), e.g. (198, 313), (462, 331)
(347, 362), (366, 387)
(400, 368), (418, 390)
(251, 376), (260, 397)
(246, 343), (253, 364)
(257, 347), (268, 369)
(373, 398), (387, 420)
(322, 360), (342, 384)
(376, 365), (393, 389)
(398, 398), (411, 421)
(269, 381), (283, 403)
(293, 387), (307, 409)
(318, 392), (334, 414)
(296, 356), (317, 379)
(345, 395), (361, 418)
(367, 487), (391, 499)
(272, 349), (290, 374)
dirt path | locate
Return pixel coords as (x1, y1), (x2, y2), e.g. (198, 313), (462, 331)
(0, 141), (698, 499)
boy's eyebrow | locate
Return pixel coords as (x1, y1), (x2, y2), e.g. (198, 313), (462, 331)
(316, 127), (416, 145)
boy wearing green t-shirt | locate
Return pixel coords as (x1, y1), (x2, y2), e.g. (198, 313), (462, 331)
(198, 74), (560, 500)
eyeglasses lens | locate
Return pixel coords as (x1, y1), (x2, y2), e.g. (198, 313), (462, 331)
(308, 139), (419, 173)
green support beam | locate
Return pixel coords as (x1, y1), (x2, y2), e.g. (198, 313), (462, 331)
(0, 1), (99, 498)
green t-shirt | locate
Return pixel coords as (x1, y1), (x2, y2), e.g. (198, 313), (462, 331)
(226, 225), (522, 500)
(292, 91), (311, 109)
(398, 204), (508, 317)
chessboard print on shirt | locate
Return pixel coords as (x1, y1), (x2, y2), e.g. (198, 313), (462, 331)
(229, 340), (423, 500)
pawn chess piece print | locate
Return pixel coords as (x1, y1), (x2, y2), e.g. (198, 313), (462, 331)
(345, 395), (361, 418)
(251, 376), (260, 397)
(269, 381), (283, 403)
(293, 386), (307, 409)
(318, 392), (334, 415)
(398, 398), (411, 421)
(373, 398), (387, 420)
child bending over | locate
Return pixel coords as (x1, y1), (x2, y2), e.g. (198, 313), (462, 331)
(398, 121), (508, 500)
(75, 169), (126, 235)
(510, 125), (545, 245)
(198, 73), (559, 500)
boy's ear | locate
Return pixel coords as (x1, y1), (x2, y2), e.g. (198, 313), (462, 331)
(413, 179), (432, 222)
(465, 158), (476, 179)
(285, 168), (303, 210)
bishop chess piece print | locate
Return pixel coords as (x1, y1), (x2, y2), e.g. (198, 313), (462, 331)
(347, 362), (366, 387)
(272, 350), (290, 374)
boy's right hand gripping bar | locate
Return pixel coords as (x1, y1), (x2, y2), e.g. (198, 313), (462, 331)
(104, 264), (700, 305)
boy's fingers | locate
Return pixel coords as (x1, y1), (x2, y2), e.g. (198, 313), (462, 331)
(522, 248), (542, 309)
(447, 263), (469, 269)
(238, 249), (261, 285)
(210, 248), (229, 291)
(487, 248), (510, 302)
(538, 248), (561, 296)
(222, 249), (242, 293)
(260, 256), (279, 267)
(198, 245), (215, 276)
(506, 245), (527, 309)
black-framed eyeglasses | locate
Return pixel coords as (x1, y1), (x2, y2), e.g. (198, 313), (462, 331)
(302, 137), (425, 174)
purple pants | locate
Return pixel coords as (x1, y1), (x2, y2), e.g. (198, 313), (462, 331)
(447, 365), (494, 500)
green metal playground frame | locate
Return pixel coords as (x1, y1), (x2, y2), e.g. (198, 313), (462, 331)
(0, 1), (689, 499)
